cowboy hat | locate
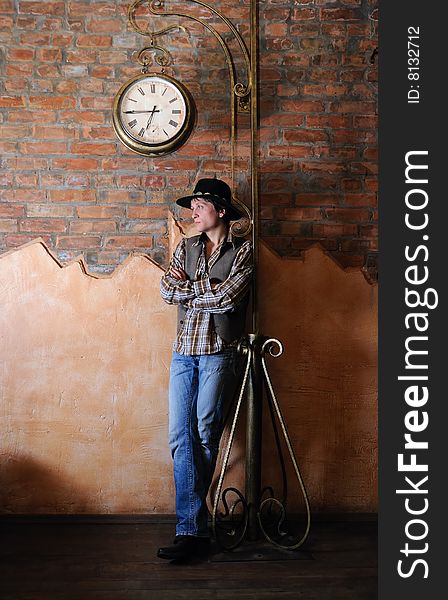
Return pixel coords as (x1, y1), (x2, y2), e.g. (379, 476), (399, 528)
(176, 178), (242, 221)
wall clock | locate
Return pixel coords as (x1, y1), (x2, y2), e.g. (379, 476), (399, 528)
(112, 72), (195, 156)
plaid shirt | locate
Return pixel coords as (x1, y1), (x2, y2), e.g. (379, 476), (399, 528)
(160, 233), (253, 355)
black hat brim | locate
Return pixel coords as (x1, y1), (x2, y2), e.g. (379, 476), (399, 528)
(176, 194), (242, 221)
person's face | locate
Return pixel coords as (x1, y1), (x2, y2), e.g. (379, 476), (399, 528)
(191, 198), (225, 232)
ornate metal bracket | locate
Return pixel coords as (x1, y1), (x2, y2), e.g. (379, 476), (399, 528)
(212, 334), (312, 551)
(132, 24), (188, 71)
(127, 0), (252, 209)
(135, 44), (171, 70)
(128, 1), (251, 100)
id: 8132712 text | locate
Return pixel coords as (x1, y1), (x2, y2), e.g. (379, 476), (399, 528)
(408, 26), (420, 104)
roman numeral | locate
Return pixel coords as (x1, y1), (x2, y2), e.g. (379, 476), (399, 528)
(169, 120), (178, 128)
(128, 119), (137, 128)
(169, 97), (177, 104)
(137, 87), (145, 95)
(172, 109), (181, 114)
(127, 97), (137, 102)
(161, 87), (167, 96)
(138, 128), (145, 137)
(163, 129), (169, 137)
(150, 84), (155, 93)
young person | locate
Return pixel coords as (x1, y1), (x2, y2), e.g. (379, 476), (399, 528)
(158, 178), (253, 560)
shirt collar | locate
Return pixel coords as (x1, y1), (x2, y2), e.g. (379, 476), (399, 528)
(192, 230), (235, 248)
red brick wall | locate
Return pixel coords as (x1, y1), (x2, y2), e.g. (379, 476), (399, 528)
(0, 0), (378, 277)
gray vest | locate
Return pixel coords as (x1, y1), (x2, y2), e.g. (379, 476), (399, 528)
(177, 235), (249, 343)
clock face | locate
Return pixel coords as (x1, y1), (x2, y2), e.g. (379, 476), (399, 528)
(112, 73), (195, 156)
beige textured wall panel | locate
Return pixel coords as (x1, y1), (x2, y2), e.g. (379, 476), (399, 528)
(1, 241), (175, 513)
(258, 244), (377, 512)
(0, 236), (377, 514)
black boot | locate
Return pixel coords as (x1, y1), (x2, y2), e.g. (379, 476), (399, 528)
(157, 535), (210, 560)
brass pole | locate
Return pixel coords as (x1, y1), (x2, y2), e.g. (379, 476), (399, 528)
(245, 334), (263, 540)
(250, 0), (259, 334)
(243, 0), (262, 542)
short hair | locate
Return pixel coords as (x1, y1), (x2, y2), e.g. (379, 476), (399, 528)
(192, 196), (231, 225)
(210, 199), (231, 225)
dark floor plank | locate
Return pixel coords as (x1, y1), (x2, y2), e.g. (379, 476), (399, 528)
(0, 517), (377, 600)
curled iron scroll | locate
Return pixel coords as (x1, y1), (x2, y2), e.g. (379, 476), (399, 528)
(136, 45), (172, 69)
(258, 339), (311, 550)
(211, 344), (252, 550)
(230, 195), (252, 238)
(261, 338), (284, 358)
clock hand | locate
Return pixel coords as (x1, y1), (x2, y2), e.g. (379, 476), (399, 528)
(146, 106), (158, 130)
(122, 109), (161, 114)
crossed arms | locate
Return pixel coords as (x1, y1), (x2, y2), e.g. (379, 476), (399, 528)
(160, 238), (252, 315)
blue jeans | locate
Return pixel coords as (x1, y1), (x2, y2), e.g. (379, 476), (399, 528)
(168, 348), (239, 537)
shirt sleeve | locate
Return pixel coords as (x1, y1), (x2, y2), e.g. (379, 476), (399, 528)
(160, 238), (197, 305)
(184, 240), (253, 314)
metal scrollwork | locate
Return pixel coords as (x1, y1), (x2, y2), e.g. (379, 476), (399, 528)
(259, 338), (311, 550)
(212, 334), (311, 553)
(136, 45), (171, 70)
(230, 194), (252, 238)
(213, 487), (249, 550)
(261, 338), (284, 358)
(234, 81), (250, 99)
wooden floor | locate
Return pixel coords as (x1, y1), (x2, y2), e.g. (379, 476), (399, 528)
(0, 516), (377, 600)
